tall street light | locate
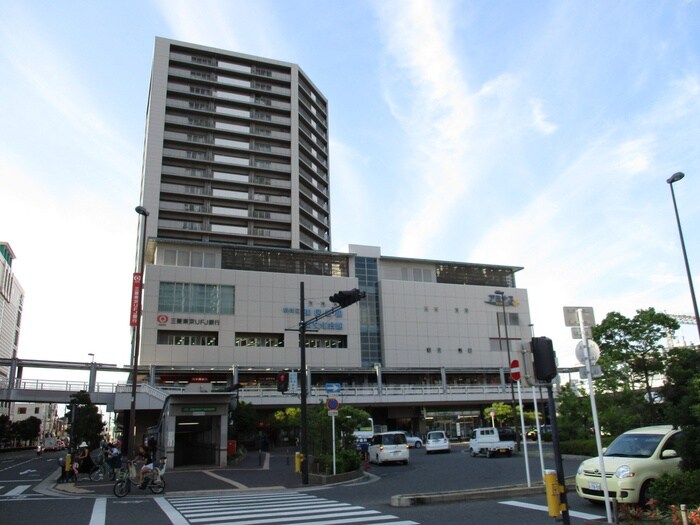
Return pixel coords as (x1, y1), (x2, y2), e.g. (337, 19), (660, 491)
(128, 205), (149, 458)
(495, 290), (520, 451)
(666, 172), (700, 342)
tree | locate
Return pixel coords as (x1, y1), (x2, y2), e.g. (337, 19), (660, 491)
(228, 400), (258, 442)
(593, 308), (679, 422)
(555, 384), (592, 440)
(12, 416), (41, 442)
(659, 345), (700, 470)
(66, 391), (105, 449)
(0, 415), (10, 443)
(483, 402), (512, 427)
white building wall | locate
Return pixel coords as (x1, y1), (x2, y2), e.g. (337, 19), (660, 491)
(379, 280), (530, 369)
(140, 264), (361, 369)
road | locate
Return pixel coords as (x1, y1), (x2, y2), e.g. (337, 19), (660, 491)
(0, 445), (610, 524)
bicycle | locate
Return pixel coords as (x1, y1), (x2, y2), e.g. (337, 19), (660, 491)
(89, 450), (115, 481)
(113, 456), (167, 497)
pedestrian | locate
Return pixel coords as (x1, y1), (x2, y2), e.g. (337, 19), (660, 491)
(76, 441), (90, 473)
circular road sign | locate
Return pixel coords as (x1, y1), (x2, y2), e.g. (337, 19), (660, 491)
(575, 340), (601, 365)
(326, 398), (339, 410)
(510, 359), (521, 381)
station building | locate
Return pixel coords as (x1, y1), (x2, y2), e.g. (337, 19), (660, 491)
(131, 38), (536, 466)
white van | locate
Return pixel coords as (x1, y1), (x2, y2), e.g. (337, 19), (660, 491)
(368, 431), (409, 465)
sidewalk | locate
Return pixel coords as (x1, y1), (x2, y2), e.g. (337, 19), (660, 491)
(50, 450), (337, 497)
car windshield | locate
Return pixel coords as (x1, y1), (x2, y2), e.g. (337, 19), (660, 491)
(381, 434), (406, 445)
(427, 432), (443, 440)
(604, 433), (663, 458)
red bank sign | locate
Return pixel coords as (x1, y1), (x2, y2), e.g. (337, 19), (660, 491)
(130, 273), (142, 326)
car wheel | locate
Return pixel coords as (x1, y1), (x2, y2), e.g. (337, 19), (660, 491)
(414, 442), (422, 449)
(486, 449), (492, 458)
(470, 448), (477, 457)
(375, 453), (381, 465)
(639, 480), (652, 506)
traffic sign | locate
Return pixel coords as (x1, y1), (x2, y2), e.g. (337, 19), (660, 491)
(571, 326), (593, 339)
(510, 359), (521, 381)
(575, 340), (601, 365)
(326, 398), (339, 410)
(563, 306), (595, 327)
(325, 383), (341, 394)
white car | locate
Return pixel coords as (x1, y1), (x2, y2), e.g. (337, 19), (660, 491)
(368, 431), (410, 465)
(398, 431), (423, 448)
(575, 425), (682, 505)
(425, 430), (450, 454)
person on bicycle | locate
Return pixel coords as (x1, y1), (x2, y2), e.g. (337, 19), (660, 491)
(106, 440), (122, 472)
(135, 445), (154, 489)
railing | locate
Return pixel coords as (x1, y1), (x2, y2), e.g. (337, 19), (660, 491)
(1, 379), (510, 398)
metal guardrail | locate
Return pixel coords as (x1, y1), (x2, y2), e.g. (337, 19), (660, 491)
(1, 378), (510, 399)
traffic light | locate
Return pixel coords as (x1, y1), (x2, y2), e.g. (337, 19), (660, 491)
(276, 371), (289, 393)
(531, 337), (558, 381)
(329, 288), (366, 308)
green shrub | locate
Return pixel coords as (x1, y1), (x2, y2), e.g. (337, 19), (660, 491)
(650, 470), (700, 509)
(314, 449), (361, 475)
(559, 437), (615, 456)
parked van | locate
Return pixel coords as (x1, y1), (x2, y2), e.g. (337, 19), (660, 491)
(368, 431), (409, 465)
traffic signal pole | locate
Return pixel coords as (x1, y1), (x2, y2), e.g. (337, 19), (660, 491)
(299, 282), (309, 485)
(297, 284), (365, 485)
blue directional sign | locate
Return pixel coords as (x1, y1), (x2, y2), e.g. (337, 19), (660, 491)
(325, 383), (341, 394)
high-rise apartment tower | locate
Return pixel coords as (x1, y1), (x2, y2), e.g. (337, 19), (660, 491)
(139, 37), (330, 251)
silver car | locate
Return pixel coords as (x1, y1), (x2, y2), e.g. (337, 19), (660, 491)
(425, 430), (450, 454)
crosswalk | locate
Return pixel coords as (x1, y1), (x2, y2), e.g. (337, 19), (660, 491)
(0, 484), (31, 496)
(165, 492), (419, 525)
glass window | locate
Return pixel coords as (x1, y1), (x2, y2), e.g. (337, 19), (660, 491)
(163, 249), (177, 265)
(158, 282), (235, 315)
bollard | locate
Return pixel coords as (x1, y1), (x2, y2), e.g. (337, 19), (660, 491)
(286, 449), (289, 466)
(544, 469), (561, 518)
(294, 452), (303, 474)
(258, 449), (262, 466)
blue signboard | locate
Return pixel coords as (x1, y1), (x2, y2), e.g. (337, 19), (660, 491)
(325, 383), (341, 394)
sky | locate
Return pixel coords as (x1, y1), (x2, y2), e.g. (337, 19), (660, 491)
(1, 0), (699, 385)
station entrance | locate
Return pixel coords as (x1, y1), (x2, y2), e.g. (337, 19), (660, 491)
(158, 392), (232, 468)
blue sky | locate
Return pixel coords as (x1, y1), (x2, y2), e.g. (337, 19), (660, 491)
(1, 0), (699, 382)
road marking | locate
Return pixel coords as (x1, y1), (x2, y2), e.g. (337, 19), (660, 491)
(500, 500), (604, 520)
(89, 497), (107, 525)
(0, 458), (35, 473)
(155, 496), (189, 525)
(19, 469), (37, 475)
(203, 471), (248, 489)
(167, 492), (418, 524)
(4, 485), (30, 496)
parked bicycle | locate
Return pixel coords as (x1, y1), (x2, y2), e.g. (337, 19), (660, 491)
(89, 449), (115, 481)
(113, 457), (166, 497)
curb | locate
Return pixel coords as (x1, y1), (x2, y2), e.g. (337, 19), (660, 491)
(390, 477), (577, 507)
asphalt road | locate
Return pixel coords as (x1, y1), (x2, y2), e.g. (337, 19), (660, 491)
(0, 444), (611, 524)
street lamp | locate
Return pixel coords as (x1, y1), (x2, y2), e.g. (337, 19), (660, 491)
(128, 205), (149, 458)
(88, 353), (95, 363)
(495, 290), (520, 451)
(666, 172), (700, 342)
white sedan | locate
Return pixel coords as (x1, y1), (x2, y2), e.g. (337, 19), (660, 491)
(425, 430), (450, 454)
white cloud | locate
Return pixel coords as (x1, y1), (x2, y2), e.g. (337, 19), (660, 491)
(530, 98), (558, 135)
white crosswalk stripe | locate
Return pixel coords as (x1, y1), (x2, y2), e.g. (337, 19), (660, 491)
(2, 485), (31, 496)
(166, 492), (419, 525)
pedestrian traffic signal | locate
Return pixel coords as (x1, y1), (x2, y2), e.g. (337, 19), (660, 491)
(329, 288), (366, 308)
(532, 337), (558, 381)
(276, 371), (289, 392)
